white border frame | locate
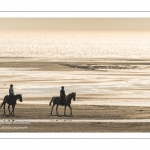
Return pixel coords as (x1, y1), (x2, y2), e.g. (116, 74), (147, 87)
(0, 0), (150, 142)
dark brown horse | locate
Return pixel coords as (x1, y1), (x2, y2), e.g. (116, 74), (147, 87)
(0, 94), (22, 116)
(49, 92), (76, 116)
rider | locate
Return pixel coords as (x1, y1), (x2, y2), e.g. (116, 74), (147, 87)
(8, 84), (14, 104)
(60, 86), (66, 105)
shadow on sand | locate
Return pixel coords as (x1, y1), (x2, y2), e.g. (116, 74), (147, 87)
(50, 114), (58, 116)
(58, 115), (74, 117)
(1, 114), (20, 118)
(49, 114), (74, 117)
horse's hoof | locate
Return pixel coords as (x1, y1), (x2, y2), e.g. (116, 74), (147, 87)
(70, 114), (72, 116)
(64, 114), (66, 116)
(50, 113), (52, 115)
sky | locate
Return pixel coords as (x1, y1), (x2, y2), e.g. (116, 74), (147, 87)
(0, 18), (150, 31)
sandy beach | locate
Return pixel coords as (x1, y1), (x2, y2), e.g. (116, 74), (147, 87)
(0, 56), (150, 132)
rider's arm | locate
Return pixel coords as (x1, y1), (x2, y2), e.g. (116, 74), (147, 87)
(64, 91), (66, 96)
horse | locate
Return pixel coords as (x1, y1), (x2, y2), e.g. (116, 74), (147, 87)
(0, 94), (22, 116)
(49, 92), (76, 116)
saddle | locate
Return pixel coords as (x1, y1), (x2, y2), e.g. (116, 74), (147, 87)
(7, 95), (16, 105)
(7, 96), (11, 104)
(60, 97), (65, 105)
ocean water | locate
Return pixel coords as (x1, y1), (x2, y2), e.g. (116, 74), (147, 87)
(0, 30), (150, 58)
(0, 31), (150, 98)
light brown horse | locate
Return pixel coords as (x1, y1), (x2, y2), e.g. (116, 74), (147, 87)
(49, 92), (76, 116)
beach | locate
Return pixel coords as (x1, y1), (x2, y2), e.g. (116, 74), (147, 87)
(0, 55), (150, 131)
(0, 30), (150, 132)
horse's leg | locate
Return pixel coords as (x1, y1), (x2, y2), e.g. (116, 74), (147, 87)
(13, 105), (15, 116)
(50, 104), (55, 115)
(4, 103), (6, 115)
(64, 105), (66, 116)
(68, 105), (72, 115)
(10, 105), (13, 115)
(8, 105), (11, 115)
(12, 105), (15, 116)
(10, 105), (12, 115)
(56, 104), (59, 116)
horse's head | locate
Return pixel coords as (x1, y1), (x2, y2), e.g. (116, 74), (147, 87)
(71, 92), (76, 101)
(17, 94), (22, 102)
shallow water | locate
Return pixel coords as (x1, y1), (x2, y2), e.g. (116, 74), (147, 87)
(0, 68), (150, 98)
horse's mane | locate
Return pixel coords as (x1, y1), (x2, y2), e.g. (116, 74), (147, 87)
(66, 92), (75, 98)
(15, 94), (22, 97)
(66, 93), (71, 98)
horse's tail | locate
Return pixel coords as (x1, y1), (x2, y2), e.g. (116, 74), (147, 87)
(49, 97), (54, 106)
(1, 96), (7, 108)
(0, 102), (4, 108)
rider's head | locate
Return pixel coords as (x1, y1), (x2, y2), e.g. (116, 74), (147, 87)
(61, 86), (64, 89)
(10, 84), (13, 88)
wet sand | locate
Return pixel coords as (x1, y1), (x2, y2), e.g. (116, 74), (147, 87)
(0, 57), (150, 132)
(1, 104), (150, 132)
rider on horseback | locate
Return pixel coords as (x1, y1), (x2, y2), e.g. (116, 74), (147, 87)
(8, 84), (14, 104)
(60, 86), (66, 105)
